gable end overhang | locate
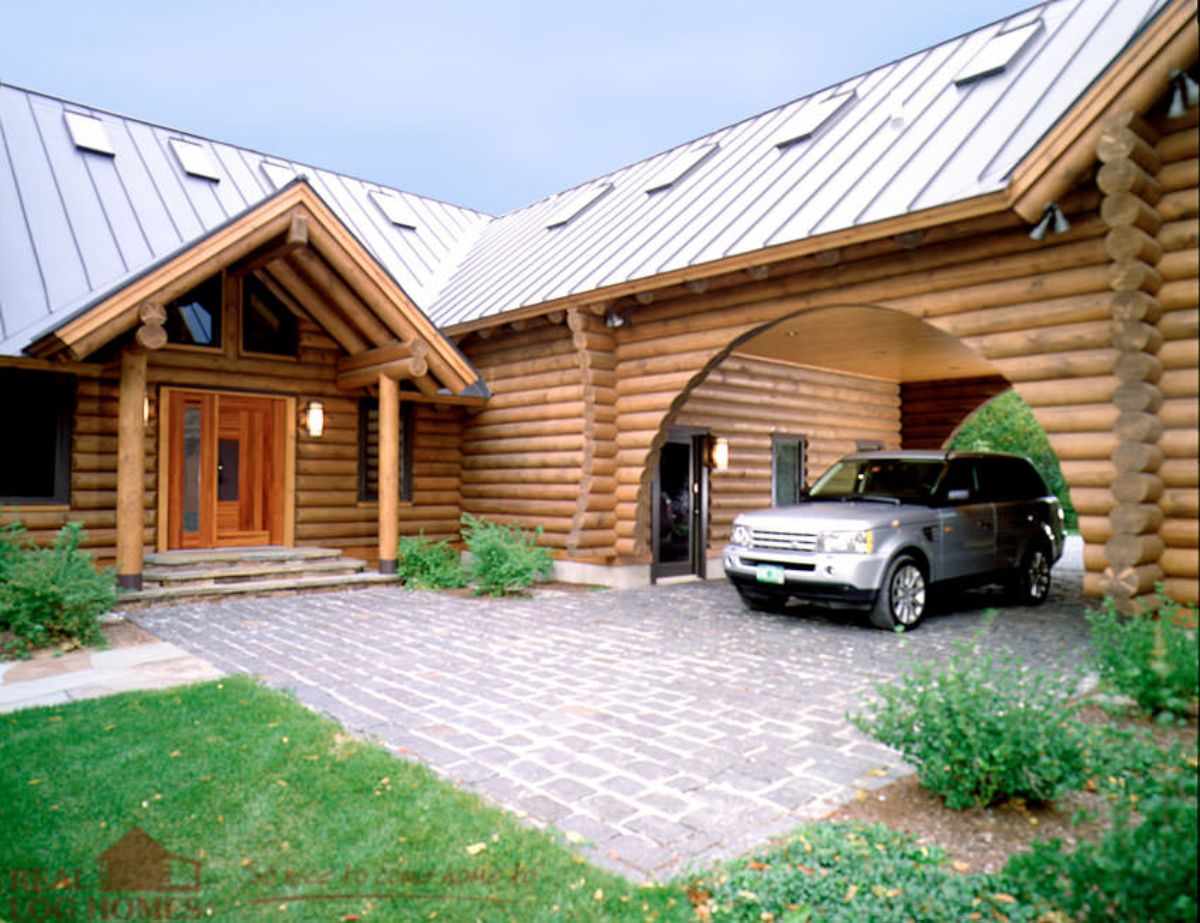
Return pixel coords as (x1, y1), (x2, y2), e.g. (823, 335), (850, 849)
(28, 180), (486, 398)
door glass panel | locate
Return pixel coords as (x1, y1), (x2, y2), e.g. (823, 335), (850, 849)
(218, 438), (239, 502)
(182, 407), (202, 533)
(773, 442), (800, 507)
(659, 442), (692, 564)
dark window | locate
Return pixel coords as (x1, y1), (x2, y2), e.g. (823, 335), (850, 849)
(977, 457), (1048, 502)
(0, 370), (74, 503)
(242, 275), (298, 357)
(164, 275), (222, 347)
(358, 398), (413, 503)
(771, 435), (806, 506)
(939, 459), (979, 502)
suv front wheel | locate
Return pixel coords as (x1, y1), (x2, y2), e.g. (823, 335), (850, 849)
(870, 555), (927, 630)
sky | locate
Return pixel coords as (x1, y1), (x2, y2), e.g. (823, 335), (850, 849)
(2, 0), (1038, 216)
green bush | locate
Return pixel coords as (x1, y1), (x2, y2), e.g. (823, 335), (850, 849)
(460, 513), (553, 596)
(1002, 739), (1198, 922)
(1087, 592), (1199, 719)
(850, 627), (1092, 809)
(395, 532), (467, 589)
(0, 521), (116, 655)
(685, 822), (1010, 923)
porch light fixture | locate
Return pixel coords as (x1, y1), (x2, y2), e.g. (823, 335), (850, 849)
(1168, 69), (1200, 118)
(303, 401), (325, 438)
(1028, 202), (1070, 241)
(707, 436), (730, 471)
(605, 307), (626, 328)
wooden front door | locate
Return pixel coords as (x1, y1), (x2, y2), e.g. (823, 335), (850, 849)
(165, 390), (286, 549)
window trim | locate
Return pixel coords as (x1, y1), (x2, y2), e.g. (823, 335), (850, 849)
(770, 434), (807, 507)
(0, 370), (74, 505)
(358, 397), (414, 504)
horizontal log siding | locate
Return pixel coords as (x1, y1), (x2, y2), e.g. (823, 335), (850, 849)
(1153, 108), (1199, 602)
(460, 318), (588, 550)
(674, 354), (900, 552)
(901, 376), (1010, 449)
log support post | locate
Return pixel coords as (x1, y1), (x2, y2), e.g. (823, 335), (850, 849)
(377, 373), (399, 574)
(1097, 113), (1166, 612)
(566, 308), (618, 560)
(116, 346), (148, 590)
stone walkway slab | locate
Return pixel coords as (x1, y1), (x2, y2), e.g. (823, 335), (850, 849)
(132, 576), (1091, 879)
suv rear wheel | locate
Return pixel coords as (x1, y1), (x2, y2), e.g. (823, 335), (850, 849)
(870, 555), (927, 630)
(1009, 542), (1052, 606)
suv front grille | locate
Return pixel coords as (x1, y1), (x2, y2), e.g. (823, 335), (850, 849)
(750, 529), (817, 553)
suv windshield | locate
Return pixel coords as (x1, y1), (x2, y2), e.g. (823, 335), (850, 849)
(809, 457), (944, 502)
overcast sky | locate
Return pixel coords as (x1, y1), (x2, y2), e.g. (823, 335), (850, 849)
(3, 0), (1036, 215)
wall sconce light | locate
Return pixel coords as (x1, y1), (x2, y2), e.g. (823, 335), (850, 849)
(1028, 202), (1070, 241)
(708, 436), (730, 471)
(142, 395), (152, 426)
(604, 307), (626, 328)
(1168, 69), (1199, 118)
(303, 401), (325, 438)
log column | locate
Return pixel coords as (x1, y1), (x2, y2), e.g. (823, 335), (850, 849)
(377, 373), (399, 574)
(116, 345), (148, 590)
(566, 308), (618, 559)
(1097, 113), (1167, 610)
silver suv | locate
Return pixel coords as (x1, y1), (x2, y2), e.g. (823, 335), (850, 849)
(723, 451), (1064, 630)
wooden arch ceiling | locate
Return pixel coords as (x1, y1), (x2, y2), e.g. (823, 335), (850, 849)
(30, 182), (484, 401)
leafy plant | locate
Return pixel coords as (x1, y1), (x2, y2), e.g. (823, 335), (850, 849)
(395, 532), (467, 590)
(851, 624), (1091, 809)
(1087, 591), (1199, 719)
(460, 513), (553, 596)
(949, 389), (1077, 530)
(0, 521), (116, 655)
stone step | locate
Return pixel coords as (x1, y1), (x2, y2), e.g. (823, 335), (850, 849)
(117, 571), (398, 606)
(142, 546), (343, 568)
(143, 557), (366, 586)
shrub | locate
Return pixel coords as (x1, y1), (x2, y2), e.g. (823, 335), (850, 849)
(1087, 592), (1199, 718)
(0, 521), (116, 655)
(850, 626), (1092, 809)
(1002, 739), (1198, 922)
(460, 513), (553, 596)
(395, 532), (466, 590)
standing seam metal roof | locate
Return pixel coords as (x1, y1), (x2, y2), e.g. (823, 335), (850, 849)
(0, 0), (1173, 353)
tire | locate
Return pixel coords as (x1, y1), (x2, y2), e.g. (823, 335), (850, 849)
(1010, 543), (1052, 607)
(736, 586), (788, 613)
(869, 555), (927, 630)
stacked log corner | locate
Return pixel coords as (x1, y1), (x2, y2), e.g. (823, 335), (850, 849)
(1150, 102), (1199, 605)
(1096, 112), (1169, 611)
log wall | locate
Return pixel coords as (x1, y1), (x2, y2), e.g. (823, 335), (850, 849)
(900, 376), (1011, 449)
(672, 353), (900, 551)
(1152, 104), (1199, 604)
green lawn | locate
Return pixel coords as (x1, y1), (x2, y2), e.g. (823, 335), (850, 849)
(0, 678), (689, 922)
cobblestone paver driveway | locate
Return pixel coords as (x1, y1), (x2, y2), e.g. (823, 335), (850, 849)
(133, 576), (1090, 879)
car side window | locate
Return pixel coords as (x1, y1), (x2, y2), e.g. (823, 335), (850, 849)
(939, 459), (977, 503)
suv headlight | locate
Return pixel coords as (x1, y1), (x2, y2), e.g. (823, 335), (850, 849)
(731, 524), (752, 547)
(817, 530), (873, 554)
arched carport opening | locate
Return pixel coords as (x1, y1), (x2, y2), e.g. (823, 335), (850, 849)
(639, 304), (1072, 579)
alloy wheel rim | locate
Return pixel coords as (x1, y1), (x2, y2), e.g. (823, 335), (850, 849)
(892, 565), (926, 625)
(1029, 551), (1050, 600)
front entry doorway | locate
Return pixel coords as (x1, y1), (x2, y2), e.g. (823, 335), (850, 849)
(163, 389), (289, 549)
(652, 428), (709, 581)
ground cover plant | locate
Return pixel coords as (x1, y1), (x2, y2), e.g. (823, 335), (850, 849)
(0, 677), (686, 922)
(395, 532), (468, 590)
(0, 519), (115, 657)
(1087, 590), (1199, 719)
(461, 512), (554, 596)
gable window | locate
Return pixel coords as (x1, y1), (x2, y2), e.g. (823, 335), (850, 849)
(358, 398), (414, 503)
(0, 370), (74, 504)
(772, 435), (806, 507)
(164, 275), (222, 348)
(242, 275), (298, 357)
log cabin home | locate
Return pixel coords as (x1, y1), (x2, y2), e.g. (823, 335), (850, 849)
(0, 0), (1196, 609)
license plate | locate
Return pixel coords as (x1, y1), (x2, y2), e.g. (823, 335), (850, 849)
(755, 564), (785, 585)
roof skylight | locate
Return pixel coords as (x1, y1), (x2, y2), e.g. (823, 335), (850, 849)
(545, 183), (613, 229)
(170, 138), (221, 181)
(954, 20), (1043, 86)
(772, 92), (856, 148)
(260, 160), (295, 190)
(369, 190), (420, 230)
(64, 112), (115, 156)
(644, 143), (719, 194)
